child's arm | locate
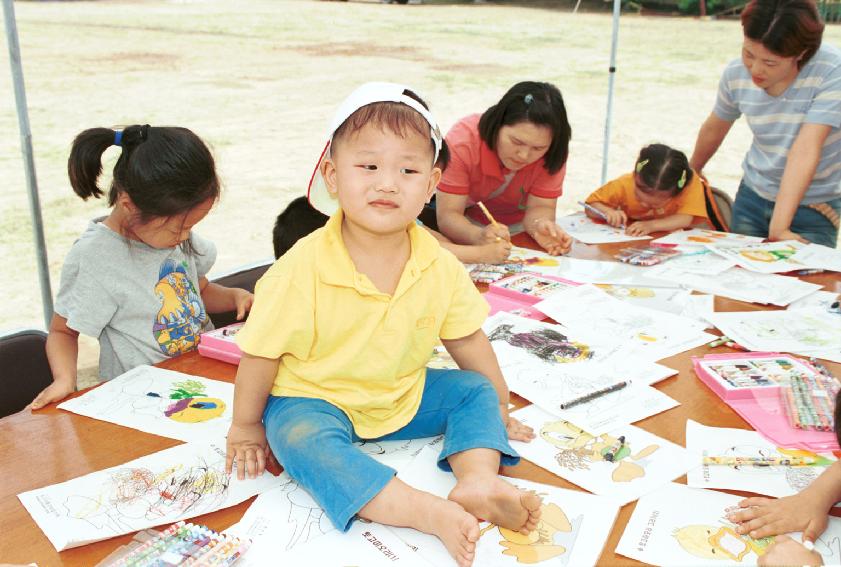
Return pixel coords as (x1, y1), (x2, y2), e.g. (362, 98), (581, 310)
(626, 213), (695, 236)
(523, 195), (572, 255)
(441, 329), (534, 442)
(225, 353), (279, 480)
(199, 277), (254, 321)
(586, 201), (628, 228)
(423, 226), (512, 264)
(728, 460), (841, 541)
(30, 314), (79, 410)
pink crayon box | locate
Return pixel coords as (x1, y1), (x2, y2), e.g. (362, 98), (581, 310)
(198, 323), (244, 365)
(484, 272), (581, 320)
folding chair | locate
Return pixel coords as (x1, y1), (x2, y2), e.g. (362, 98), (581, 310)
(701, 179), (733, 232)
(0, 329), (53, 418)
(209, 260), (273, 328)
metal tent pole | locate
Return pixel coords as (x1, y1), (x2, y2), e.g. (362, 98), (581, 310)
(601, 0), (622, 185)
(3, 0), (53, 328)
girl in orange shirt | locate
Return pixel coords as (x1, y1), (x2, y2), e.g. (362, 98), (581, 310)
(585, 144), (710, 236)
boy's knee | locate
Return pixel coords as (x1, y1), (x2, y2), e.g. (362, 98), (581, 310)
(460, 371), (497, 402)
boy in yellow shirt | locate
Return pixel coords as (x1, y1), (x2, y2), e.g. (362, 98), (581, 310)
(585, 143), (710, 236)
(226, 82), (540, 567)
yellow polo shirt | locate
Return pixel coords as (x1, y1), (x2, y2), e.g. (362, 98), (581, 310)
(235, 211), (489, 438)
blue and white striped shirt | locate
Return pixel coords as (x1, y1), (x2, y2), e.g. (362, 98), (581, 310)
(714, 44), (841, 204)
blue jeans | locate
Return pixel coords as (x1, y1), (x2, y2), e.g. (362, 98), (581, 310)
(731, 181), (841, 247)
(263, 368), (519, 531)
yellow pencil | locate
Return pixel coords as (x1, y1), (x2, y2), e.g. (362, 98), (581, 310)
(477, 201), (500, 229)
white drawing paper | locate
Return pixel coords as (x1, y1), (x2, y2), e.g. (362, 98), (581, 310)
(708, 309), (841, 353)
(550, 257), (675, 287)
(680, 294), (716, 330)
(650, 229), (764, 248)
(58, 365), (233, 443)
(685, 420), (835, 498)
(535, 285), (715, 362)
(649, 266), (822, 306)
(594, 283), (693, 315)
(281, 520), (432, 566)
(556, 212), (652, 244)
(392, 446), (620, 567)
(616, 482), (841, 566)
(649, 249), (737, 275)
(707, 240), (807, 274)
(791, 243), (841, 273)
(509, 405), (697, 505)
(18, 442), (282, 551)
(788, 290), (841, 312)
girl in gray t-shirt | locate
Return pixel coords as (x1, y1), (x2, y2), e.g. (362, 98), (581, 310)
(30, 124), (254, 410)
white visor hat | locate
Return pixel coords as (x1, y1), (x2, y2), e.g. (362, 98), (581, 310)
(306, 82), (443, 216)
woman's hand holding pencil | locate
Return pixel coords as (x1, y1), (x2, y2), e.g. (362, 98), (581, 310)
(477, 201), (511, 244)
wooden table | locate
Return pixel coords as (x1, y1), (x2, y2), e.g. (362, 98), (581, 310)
(2, 236), (839, 566)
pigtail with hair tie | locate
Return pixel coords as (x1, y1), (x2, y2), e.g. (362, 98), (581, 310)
(635, 158), (649, 174)
(677, 169), (687, 189)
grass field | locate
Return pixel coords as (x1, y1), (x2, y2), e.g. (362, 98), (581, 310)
(2, 0), (839, 379)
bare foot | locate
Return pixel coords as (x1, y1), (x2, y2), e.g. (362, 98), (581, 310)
(418, 498), (480, 567)
(449, 475), (542, 534)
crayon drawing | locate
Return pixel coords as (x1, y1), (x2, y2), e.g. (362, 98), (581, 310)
(556, 212), (651, 244)
(672, 523), (772, 562)
(18, 442), (282, 551)
(708, 310), (841, 352)
(510, 405), (694, 505)
(58, 365), (234, 443)
(708, 241), (806, 274)
(487, 323), (594, 364)
(651, 229), (763, 248)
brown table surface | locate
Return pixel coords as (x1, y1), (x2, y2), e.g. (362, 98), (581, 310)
(2, 235), (840, 566)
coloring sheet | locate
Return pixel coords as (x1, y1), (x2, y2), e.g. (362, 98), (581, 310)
(707, 241), (807, 274)
(57, 365), (233, 443)
(648, 249), (737, 275)
(649, 266), (822, 306)
(685, 420), (835, 498)
(535, 285), (715, 362)
(549, 257), (674, 287)
(680, 294), (716, 330)
(650, 229), (764, 248)
(464, 246), (562, 283)
(227, 436), (442, 564)
(791, 243), (841, 273)
(708, 309), (841, 353)
(594, 283), (693, 316)
(788, 290), (841, 312)
(18, 442), (282, 551)
(509, 405), (696, 505)
(392, 446), (620, 567)
(556, 212), (651, 244)
(616, 482), (841, 566)
(281, 520), (431, 567)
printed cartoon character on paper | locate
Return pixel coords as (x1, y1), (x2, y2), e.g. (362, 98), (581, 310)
(540, 420), (658, 482)
(144, 379), (226, 423)
(478, 501), (582, 565)
(739, 244), (799, 265)
(673, 523), (772, 562)
(488, 324), (593, 364)
(153, 259), (207, 356)
(595, 284), (656, 300)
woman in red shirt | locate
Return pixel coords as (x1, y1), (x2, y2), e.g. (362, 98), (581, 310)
(435, 81), (573, 257)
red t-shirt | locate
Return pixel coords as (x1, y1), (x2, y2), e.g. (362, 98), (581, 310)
(437, 114), (566, 225)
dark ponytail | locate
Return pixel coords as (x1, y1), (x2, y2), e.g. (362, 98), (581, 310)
(67, 124), (220, 222)
(634, 143), (694, 196)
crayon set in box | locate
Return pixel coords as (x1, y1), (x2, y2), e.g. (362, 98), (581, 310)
(104, 521), (249, 566)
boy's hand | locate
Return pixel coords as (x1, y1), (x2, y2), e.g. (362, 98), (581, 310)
(226, 422), (269, 480)
(728, 494), (829, 541)
(531, 219), (572, 255)
(626, 220), (655, 236)
(480, 223), (511, 244)
(500, 404), (534, 442)
(476, 239), (513, 264)
(605, 208), (628, 228)
(29, 379), (76, 410)
(232, 288), (254, 321)
(758, 535), (823, 566)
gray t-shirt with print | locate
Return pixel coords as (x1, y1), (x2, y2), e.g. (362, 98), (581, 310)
(55, 217), (216, 381)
